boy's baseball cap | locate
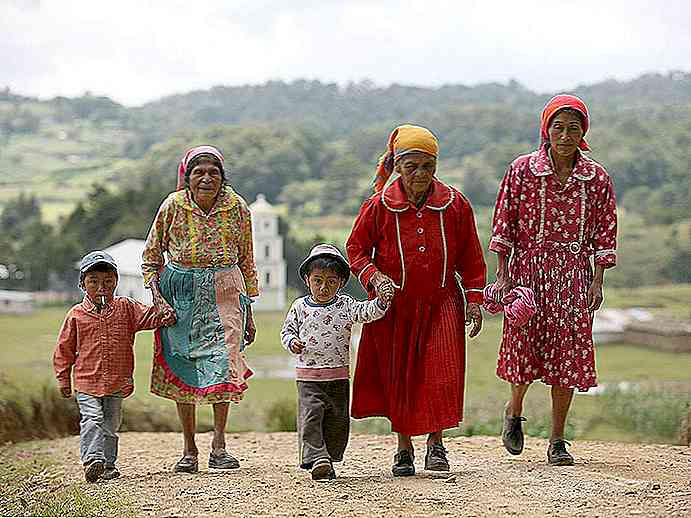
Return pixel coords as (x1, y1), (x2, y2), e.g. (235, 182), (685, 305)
(299, 244), (350, 282)
(79, 251), (118, 273)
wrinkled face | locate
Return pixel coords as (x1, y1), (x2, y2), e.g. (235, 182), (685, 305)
(189, 159), (222, 206)
(306, 267), (343, 304)
(395, 152), (437, 200)
(83, 270), (117, 304)
(548, 110), (584, 158)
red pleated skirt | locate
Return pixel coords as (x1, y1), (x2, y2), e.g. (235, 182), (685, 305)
(351, 287), (466, 436)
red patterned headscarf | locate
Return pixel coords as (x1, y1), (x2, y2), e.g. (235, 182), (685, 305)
(176, 145), (225, 191)
(373, 124), (439, 193)
(540, 94), (591, 151)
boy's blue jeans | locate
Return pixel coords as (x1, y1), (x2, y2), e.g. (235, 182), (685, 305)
(76, 392), (123, 468)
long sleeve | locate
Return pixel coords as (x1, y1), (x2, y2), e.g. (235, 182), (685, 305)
(346, 198), (380, 290)
(347, 297), (387, 324)
(280, 301), (302, 353)
(128, 298), (170, 332)
(53, 312), (77, 390)
(489, 165), (521, 256)
(237, 199), (259, 297)
(142, 196), (174, 287)
(592, 175), (618, 268)
(455, 196), (487, 304)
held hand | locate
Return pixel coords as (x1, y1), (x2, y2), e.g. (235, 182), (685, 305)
(244, 310), (257, 346)
(493, 271), (513, 302)
(289, 339), (306, 354)
(370, 271), (396, 305)
(587, 281), (604, 313)
(60, 387), (72, 398)
(162, 308), (177, 327)
(465, 302), (483, 338)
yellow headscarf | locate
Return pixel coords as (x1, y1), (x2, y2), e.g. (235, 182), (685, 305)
(374, 124), (439, 193)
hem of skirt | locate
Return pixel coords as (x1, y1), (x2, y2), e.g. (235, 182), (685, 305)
(150, 386), (246, 404)
(352, 411), (462, 437)
(154, 329), (253, 396)
(496, 371), (597, 392)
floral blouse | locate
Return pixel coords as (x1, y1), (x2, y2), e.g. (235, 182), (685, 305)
(489, 145), (618, 268)
(142, 186), (259, 297)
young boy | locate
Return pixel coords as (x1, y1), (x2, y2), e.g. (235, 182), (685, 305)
(53, 251), (175, 482)
(280, 244), (392, 480)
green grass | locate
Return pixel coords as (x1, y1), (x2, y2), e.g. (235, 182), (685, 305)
(0, 308), (296, 436)
(1, 289), (689, 444)
(0, 440), (134, 517)
(603, 283), (691, 319)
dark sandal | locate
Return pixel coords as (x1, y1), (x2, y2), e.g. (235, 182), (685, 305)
(209, 450), (240, 470)
(547, 439), (575, 466)
(502, 412), (527, 455)
(424, 443), (450, 471)
(174, 455), (199, 473)
(392, 449), (415, 477)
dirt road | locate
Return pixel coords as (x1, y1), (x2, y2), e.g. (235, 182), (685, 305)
(10, 432), (691, 517)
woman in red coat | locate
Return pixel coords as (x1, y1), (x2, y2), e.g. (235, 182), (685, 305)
(346, 124), (487, 476)
(490, 95), (618, 466)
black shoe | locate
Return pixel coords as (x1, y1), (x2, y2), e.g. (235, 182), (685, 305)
(102, 467), (121, 480)
(209, 450), (240, 470)
(392, 449), (415, 477)
(311, 458), (336, 481)
(84, 460), (105, 483)
(174, 455), (199, 473)
(502, 412), (527, 455)
(424, 443), (450, 471)
(547, 439), (575, 466)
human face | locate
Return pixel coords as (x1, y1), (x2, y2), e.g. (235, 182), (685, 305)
(306, 267), (343, 304)
(83, 270), (117, 305)
(189, 159), (222, 209)
(548, 110), (584, 159)
(395, 152), (437, 202)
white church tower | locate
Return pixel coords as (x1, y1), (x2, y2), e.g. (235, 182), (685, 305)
(250, 194), (286, 311)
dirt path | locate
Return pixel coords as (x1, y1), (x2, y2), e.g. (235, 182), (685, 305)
(13, 432), (691, 517)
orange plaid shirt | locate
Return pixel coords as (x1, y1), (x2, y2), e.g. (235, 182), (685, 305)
(53, 296), (169, 397)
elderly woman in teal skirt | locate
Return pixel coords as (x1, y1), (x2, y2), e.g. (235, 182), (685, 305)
(142, 145), (259, 473)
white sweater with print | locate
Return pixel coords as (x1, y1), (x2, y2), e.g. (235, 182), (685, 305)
(280, 294), (387, 381)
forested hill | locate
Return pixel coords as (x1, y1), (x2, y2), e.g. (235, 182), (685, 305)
(0, 72), (689, 291)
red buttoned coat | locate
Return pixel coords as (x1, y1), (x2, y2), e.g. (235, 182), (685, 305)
(346, 177), (486, 435)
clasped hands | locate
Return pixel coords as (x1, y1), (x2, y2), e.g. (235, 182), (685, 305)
(371, 271), (483, 337)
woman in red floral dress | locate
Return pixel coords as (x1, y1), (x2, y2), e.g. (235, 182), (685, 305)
(489, 95), (617, 465)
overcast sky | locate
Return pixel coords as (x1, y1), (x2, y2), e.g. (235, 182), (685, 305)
(2, 0), (690, 106)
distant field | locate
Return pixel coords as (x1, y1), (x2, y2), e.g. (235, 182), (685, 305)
(1, 285), (689, 443)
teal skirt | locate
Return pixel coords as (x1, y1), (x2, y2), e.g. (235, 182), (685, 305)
(151, 263), (253, 404)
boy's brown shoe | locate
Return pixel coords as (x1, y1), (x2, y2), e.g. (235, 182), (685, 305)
(84, 460), (105, 483)
(102, 467), (121, 480)
(311, 458), (336, 481)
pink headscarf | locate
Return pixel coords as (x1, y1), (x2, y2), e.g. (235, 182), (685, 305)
(483, 284), (537, 328)
(176, 145), (225, 191)
(540, 94), (591, 152)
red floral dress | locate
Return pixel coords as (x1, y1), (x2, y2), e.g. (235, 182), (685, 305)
(489, 145), (617, 391)
(347, 177), (487, 435)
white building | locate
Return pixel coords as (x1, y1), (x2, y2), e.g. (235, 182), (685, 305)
(102, 239), (152, 304)
(0, 289), (34, 313)
(250, 194), (287, 311)
(100, 193), (286, 311)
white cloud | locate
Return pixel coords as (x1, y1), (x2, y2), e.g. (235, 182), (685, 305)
(1, 0), (690, 105)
